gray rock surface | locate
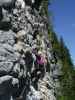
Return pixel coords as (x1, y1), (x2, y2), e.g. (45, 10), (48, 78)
(0, 0), (62, 100)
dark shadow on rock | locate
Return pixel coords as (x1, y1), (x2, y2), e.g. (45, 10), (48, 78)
(0, 21), (11, 31)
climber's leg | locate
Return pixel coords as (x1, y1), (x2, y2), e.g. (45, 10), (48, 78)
(0, 7), (3, 21)
(0, 94), (11, 100)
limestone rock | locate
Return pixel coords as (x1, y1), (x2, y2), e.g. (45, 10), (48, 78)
(0, 0), (62, 100)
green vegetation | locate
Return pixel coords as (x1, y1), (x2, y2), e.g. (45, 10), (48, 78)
(59, 37), (75, 100)
(48, 31), (75, 100)
(41, 0), (75, 99)
(40, 0), (51, 16)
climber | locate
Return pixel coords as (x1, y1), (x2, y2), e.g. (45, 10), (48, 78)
(35, 51), (47, 78)
(36, 51), (47, 65)
(32, 47), (47, 67)
(25, 51), (34, 76)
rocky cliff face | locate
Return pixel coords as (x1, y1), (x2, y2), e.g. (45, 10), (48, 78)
(0, 0), (62, 100)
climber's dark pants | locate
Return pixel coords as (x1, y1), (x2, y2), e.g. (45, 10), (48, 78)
(0, 94), (11, 100)
(39, 64), (45, 78)
(0, 7), (3, 21)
